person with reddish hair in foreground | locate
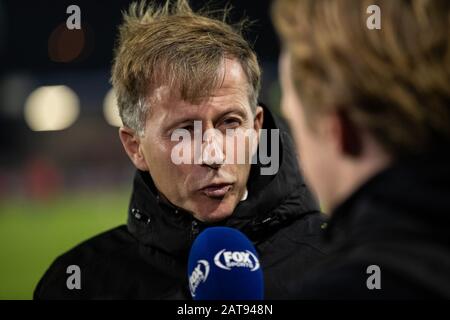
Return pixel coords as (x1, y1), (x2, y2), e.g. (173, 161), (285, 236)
(273, 0), (450, 298)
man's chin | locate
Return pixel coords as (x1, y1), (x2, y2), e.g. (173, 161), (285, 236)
(192, 197), (236, 223)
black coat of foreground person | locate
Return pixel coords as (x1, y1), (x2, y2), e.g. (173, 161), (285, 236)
(296, 150), (450, 299)
(34, 107), (326, 299)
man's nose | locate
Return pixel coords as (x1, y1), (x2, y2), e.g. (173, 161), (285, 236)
(201, 130), (225, 169)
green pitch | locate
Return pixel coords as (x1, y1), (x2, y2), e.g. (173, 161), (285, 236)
(0, 190), (130, 299)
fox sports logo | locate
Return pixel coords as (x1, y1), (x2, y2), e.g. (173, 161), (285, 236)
(214, 249), (260, 271)
(189, 260), (210, 297)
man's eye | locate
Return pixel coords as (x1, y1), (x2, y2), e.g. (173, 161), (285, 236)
(181, 125), (194, 131)
(222, 118), (241, 127)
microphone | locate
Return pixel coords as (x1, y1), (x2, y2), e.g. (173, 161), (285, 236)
(187, 226), (264, 300)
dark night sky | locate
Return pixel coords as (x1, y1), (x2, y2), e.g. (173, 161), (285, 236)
(1, 0), (279, 73)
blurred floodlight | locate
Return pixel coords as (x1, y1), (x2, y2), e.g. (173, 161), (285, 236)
(24, 85), (80, 131)
(103, 88), (122, 127)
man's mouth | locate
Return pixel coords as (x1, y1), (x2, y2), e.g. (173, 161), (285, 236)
(200, 183), (233, 198)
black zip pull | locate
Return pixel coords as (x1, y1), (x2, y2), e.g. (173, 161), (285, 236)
(252, 216), (273, 227)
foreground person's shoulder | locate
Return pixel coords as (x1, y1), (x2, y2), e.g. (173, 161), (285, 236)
(285, 211), (328, 244)
(296, 260), (438, 299)
(262, 211), (328, 258)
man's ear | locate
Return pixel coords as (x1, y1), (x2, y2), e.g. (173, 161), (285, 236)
(254, 106), (264, 133)
(118, 127), (149, 171)
(250, 106), (264, 155)
(332, 109), (363, 157)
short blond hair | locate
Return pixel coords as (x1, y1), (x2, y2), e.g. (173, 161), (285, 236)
(111, 0), (261, 134)
(273, 0), (450, 156)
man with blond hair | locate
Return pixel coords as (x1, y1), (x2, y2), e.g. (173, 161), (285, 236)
(34, 0), (325, 299)
(273, 0), (450, 298)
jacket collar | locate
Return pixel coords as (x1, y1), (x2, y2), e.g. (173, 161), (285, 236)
(127, 105), (319, 258)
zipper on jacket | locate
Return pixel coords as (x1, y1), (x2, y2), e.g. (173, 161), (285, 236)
(131, 208), (151, 225)
(190, 220), (200, 240)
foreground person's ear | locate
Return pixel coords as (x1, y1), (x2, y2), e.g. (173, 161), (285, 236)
(119, 127), (149, 171)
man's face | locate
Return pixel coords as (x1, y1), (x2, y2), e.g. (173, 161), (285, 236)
(279, 52), (336, 211)
(137, 59), (263, 222)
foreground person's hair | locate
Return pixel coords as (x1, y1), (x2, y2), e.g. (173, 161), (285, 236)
(273, 0), (450, 156)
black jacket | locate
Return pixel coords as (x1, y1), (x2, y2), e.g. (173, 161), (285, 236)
(34, 107), (327, 300)
(296, 150), (450, 299)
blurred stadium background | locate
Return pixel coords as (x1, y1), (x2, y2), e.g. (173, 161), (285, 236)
(0, 0), (281, 299)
